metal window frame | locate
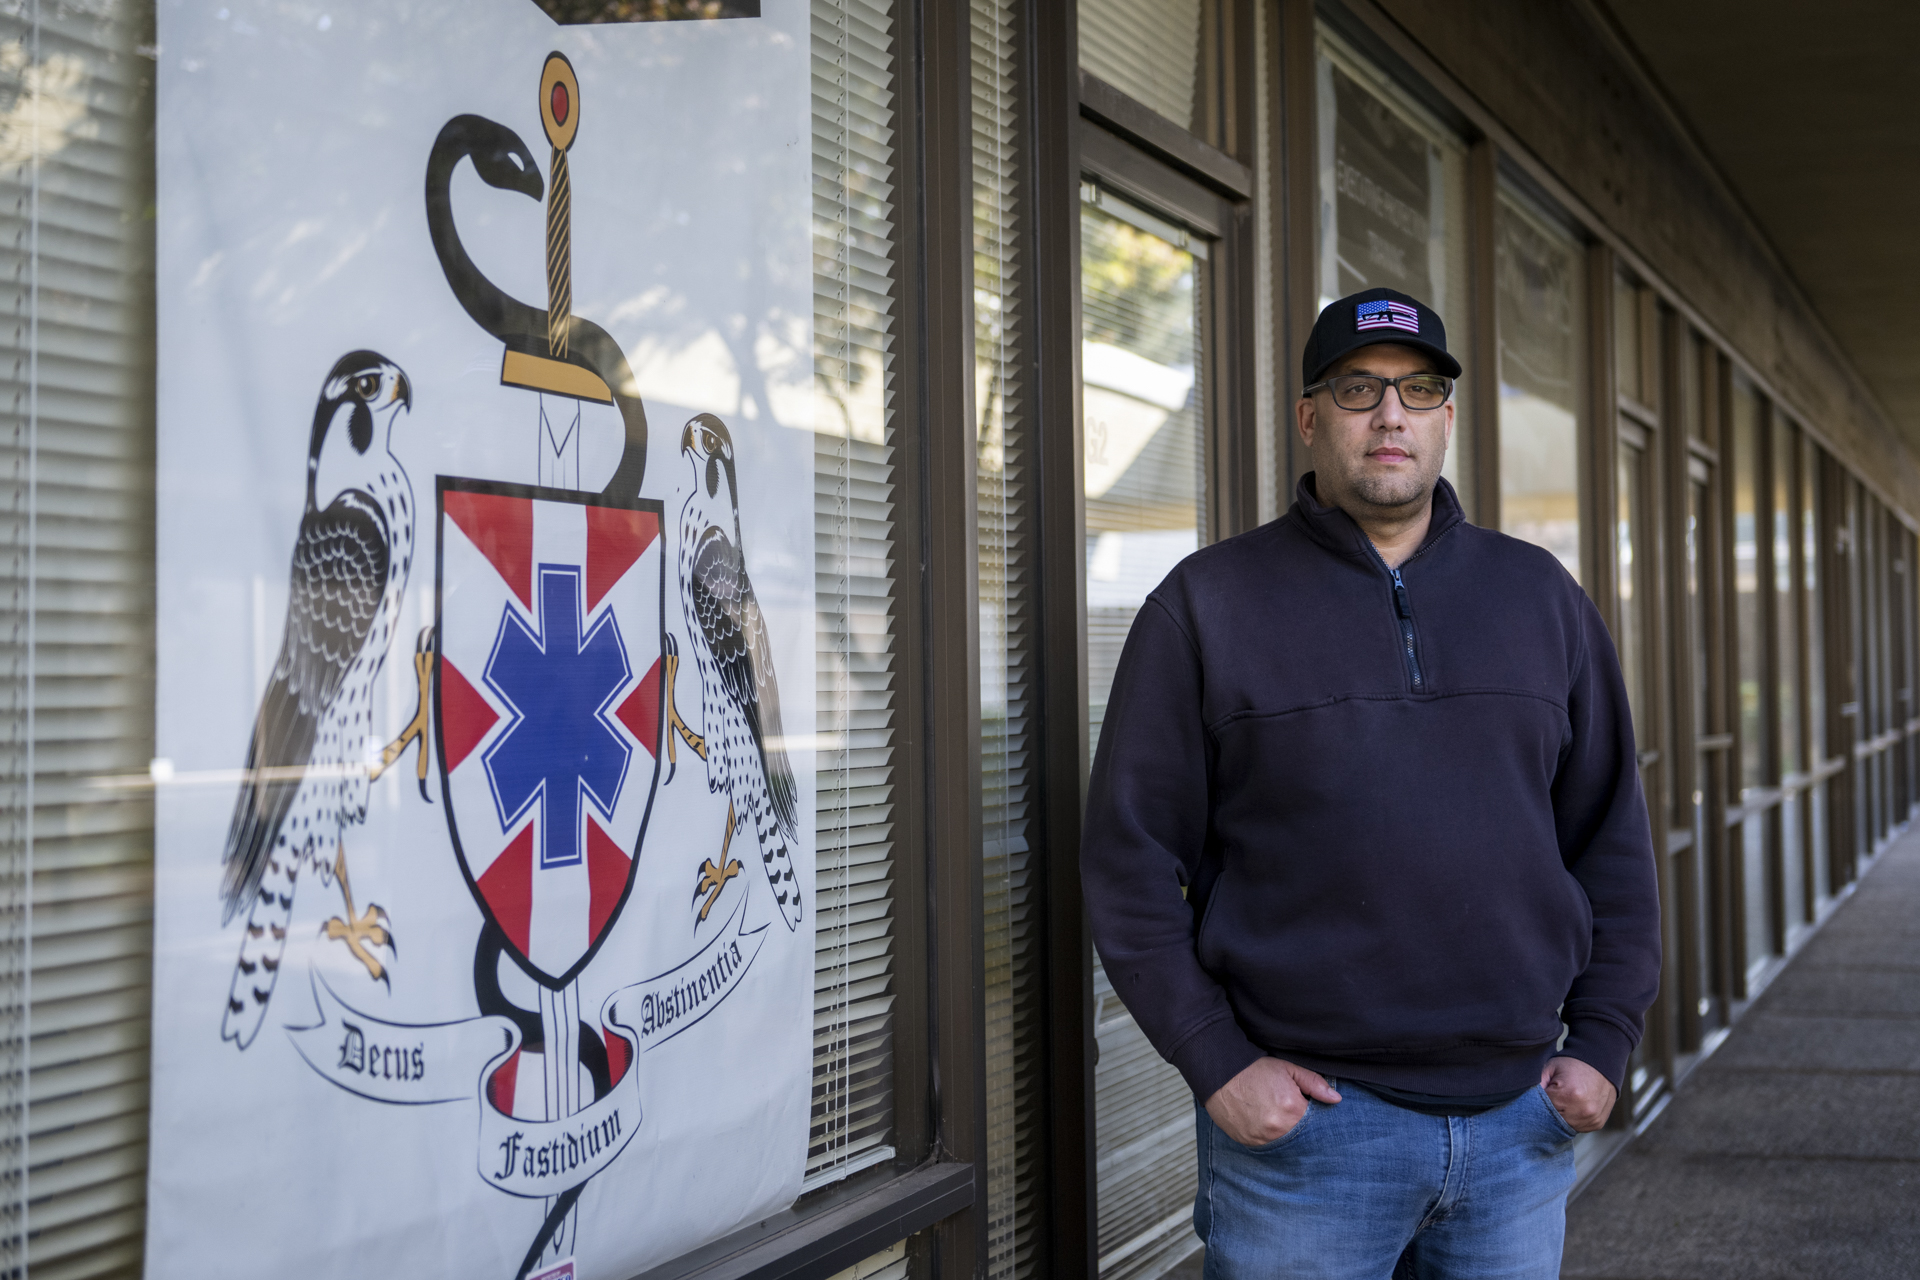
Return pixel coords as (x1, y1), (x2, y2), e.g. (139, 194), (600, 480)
(903, 4), (990, 1278)
(1029, 0), (1093, 1272)
(622, 1162), (976, 1280)
(1028, 1), (1262, 1269)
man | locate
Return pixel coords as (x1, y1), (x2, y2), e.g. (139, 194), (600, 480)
(1081, 287), (1661, 1279)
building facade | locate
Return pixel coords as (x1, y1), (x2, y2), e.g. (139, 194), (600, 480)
(0, 1), (1913, 1278)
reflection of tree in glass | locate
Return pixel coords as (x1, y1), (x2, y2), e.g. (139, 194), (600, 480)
(1080, 207), (1202, 536)
(533, 0), (759, 21)
(815, 66), (895, 444)
(1081, 215), (1193, 367)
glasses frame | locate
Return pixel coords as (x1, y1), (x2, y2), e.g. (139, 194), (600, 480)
(1301, 372), (1455, 412)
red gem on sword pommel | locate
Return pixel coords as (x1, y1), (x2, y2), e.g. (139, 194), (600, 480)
(551, 82), (570, 126)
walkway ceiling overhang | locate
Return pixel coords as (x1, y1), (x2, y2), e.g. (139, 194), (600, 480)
(1599, 1), (1920, 451)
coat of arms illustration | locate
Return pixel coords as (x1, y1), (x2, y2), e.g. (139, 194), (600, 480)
(207, 50), (798, 1279)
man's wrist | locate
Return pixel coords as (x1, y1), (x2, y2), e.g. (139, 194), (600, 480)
(1171, 1017), (1264, 1102)
(1557, 1019), (1634, 1092)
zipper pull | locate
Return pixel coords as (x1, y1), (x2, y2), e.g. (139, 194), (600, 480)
(1391, 567), (1412, 619)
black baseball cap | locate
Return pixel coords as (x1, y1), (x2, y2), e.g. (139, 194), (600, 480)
(1301, 287), (1461, 388)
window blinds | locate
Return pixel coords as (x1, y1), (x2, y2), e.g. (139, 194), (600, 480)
(1075, 0), (1203, 134)
(0, 3), (156, 1277)
(807, 0), (902, 1191)
(970, 0), (1042, 1277)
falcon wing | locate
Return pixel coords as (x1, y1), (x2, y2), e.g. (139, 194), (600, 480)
(219, 491), (391, 923)
(689, 526), (798, 840)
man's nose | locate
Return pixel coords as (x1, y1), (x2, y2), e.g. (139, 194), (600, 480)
(1373, 388), (1410, 429)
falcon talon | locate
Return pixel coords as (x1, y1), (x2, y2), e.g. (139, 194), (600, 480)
(368, 905), (395, 957)
(693, 857), (741, 924)
(690, 800), (742, 923)
(321, 848), (398, 984)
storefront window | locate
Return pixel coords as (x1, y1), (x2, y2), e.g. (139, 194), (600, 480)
(1315, 31), (1472, 508)
(1774, 416), (1804, 928)
(1618, 442), (1648, 739)
(1614, 274), (1644, 407)
(1776, 419), (1802, 779)
(1804, 435), (1829, 898)
(1081, 187), (1204, 1280)
(1861, 500), (1883, 830)
(1082, 194), (1203, 751)
(1730, 377), (1773, 972)
(1686, 469), (1712, 799)
(1494, 188), (1584, 581)
(1732, 378), (1763, 793)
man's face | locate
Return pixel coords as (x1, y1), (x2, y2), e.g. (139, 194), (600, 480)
(1296, 343), (1454, 516)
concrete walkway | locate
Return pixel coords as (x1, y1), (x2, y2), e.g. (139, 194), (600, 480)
(1562, 830), (1920, 1279)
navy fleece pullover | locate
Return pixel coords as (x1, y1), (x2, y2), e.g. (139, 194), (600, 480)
(1082, 476), (1662, 1104)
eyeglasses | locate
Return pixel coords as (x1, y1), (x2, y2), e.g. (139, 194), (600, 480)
(1302, 373), (1454, 412)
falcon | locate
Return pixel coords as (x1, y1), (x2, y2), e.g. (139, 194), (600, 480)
(219, 350), (421, 1049)
(666, 413), (802, 930)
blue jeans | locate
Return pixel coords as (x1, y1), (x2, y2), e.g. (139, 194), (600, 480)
(1195, 1079), (1577, 1279)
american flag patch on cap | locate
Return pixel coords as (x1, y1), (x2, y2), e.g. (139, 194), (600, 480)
(1356, 299), (1421, 333)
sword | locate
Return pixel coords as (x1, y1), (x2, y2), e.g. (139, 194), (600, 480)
(535, 56), (589, 1262)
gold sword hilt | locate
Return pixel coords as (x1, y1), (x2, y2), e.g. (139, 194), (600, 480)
(540, 52), (580, 361)
(499, 53), (613, 404)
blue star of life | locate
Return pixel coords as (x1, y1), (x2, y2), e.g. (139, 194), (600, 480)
(482, 563), (633, 870)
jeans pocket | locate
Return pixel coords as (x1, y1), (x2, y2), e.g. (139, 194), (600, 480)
(1233, 1099), (1319, 1155)
(1535, 1085), (1580, 1139)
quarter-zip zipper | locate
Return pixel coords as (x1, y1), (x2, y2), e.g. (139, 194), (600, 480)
(1343, 507), (1456, 693)
(1358, 537), (1428, 689)
(1390, 566), (1424, 690)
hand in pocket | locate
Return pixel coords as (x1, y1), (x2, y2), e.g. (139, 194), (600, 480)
(1540, 1056), (1616, 1132)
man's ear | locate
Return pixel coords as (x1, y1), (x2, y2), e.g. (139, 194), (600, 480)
(1295, 394), (1317, 449)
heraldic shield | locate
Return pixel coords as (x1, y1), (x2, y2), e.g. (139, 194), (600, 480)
(434, 477), (666, 988)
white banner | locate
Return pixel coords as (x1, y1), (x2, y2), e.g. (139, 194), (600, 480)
(147, 4), (816, 1278)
